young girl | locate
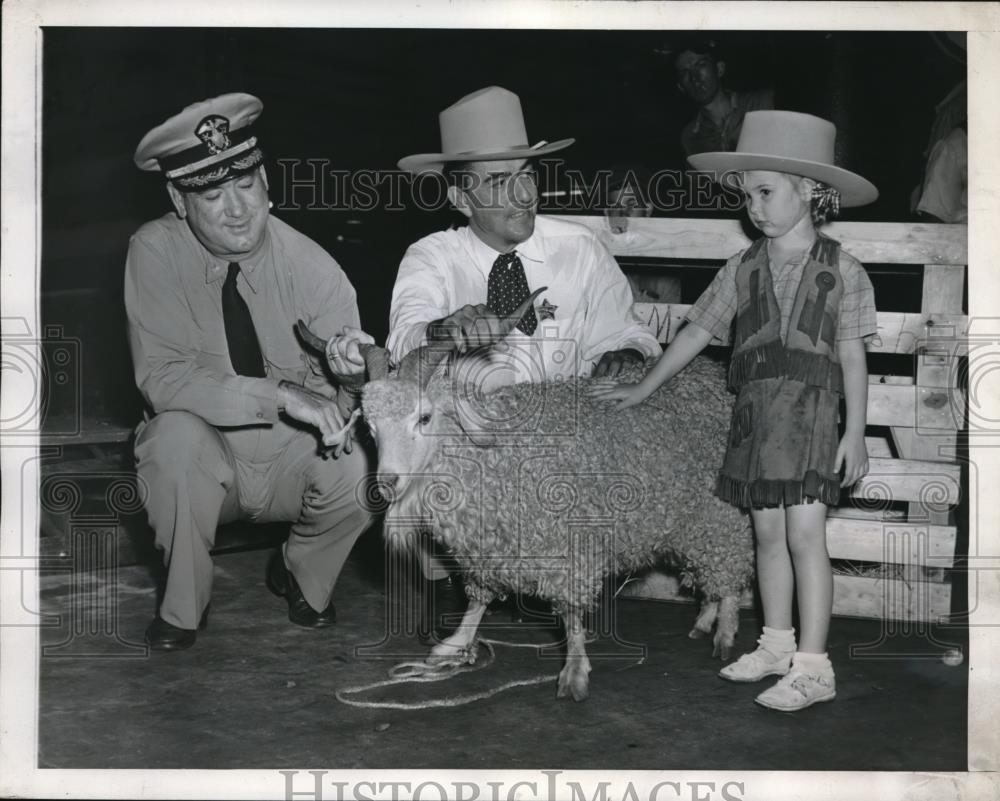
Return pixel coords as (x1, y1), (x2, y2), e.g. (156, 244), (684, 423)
(591, 111), (878, 711)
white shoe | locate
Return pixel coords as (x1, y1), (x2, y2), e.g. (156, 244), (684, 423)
(754, 669), (836, 711)
(719, 646), (792, 683)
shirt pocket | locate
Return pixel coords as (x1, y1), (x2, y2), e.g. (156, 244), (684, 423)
(261, 328), (314, 382)
(196, 318), (232, 372)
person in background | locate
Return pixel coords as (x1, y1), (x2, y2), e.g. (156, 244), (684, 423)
(126, 93), (373, 650)
(667, 36), (775, 157)
(912, 80), (967, 224)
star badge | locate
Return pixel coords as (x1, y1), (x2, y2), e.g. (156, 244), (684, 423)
(537, 298), (558, 321)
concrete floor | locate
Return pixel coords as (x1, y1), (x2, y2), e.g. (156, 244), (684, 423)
(37, 530), (967, 771)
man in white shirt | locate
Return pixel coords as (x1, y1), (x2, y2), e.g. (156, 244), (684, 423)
(390, 86), (660, 385)
(333, 86), (660, 641)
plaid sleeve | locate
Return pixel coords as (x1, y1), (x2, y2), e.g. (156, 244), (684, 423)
(685, 253), (741, 345)
(836, 250), (878, 342)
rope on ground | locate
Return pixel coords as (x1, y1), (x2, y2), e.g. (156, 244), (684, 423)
(334, 638), (562, 710)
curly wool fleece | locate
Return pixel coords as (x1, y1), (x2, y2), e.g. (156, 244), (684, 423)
(362, 355), (754, 613)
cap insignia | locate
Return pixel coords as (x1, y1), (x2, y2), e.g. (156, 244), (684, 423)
(196, 115), (231, 154)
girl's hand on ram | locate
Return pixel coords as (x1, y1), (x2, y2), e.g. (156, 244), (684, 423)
(587, 379), (652, 411)
(277, 380), (360, 457)
(326, 326), (376, 381)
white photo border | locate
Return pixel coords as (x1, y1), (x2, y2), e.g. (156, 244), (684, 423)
(2, 1), (998, 798)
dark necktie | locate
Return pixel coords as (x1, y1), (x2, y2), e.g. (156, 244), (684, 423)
(487, 252), (537, 336)
(222, 262), (266, 377)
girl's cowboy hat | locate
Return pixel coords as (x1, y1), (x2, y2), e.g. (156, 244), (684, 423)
(398, 86), (574, 175)
(688, 110), (878, 207)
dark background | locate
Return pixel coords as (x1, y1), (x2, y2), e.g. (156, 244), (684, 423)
(41, 27), (966, 426)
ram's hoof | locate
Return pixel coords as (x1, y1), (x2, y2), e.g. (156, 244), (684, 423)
(464, 640), (480, 664)
(712, 640), (734, 661)
(556, 672), (590, 702)
(427, 639), (477, 666)
(688, 627), (709, 640)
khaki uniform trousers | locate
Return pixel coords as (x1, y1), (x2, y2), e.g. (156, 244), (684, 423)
(134, 410), (373, 630)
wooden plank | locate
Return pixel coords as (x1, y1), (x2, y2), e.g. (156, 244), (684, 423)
(40, 456), (120, 475)
(559, 216), (967, 265)
(871, 374), (915, 386)
(825, 517), (957, 565)
(634, 303), (968, 355)
(867, 383), (964, 430)
(890, 427), (959, 463)
(922, 264), (965, 314)
(832, 574), (951, 622)
(622, 571), (951, 622)
(865, 437), (893, 458)
(829, 506), (907, 522)
(848, 456), (961, 505)
(40, 417), (133, 446)
(871, 313), (968, 356)
(633, 303), (688, 344)
(898, 264), (966, 523)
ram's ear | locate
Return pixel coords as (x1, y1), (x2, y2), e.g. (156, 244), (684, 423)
(456, 419), (498, 450)
(437, 397), (497, 449)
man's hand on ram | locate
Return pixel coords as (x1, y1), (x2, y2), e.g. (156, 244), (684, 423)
(427, 304), (508, 353)
(277, 380), (360, 457)
(326, 325), (376, 382)
(591, 347), (644, 379)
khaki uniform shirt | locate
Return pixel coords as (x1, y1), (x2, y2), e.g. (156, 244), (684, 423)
(124, 213), (360, 461)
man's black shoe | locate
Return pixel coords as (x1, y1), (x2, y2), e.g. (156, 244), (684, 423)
(418, 574), (466, 645)
(266, 549), (337, 628)
(145, 607), (209, 651)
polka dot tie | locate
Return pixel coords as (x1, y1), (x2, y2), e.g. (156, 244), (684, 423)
(487, 252), (537, 336)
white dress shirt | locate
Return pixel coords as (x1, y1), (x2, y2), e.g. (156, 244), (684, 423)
(387, 215), (661, 387)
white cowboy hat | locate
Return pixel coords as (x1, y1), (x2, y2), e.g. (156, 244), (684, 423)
(398, 86), (574, 175)
(687, 110), (878, 207)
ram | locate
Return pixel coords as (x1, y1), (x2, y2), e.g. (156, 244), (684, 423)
(300, 308), (754, 701)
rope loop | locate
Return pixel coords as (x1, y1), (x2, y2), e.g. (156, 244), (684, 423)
(335, 638), (561, 710)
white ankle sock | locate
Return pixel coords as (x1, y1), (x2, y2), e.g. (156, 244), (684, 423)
(792, 651), (833, 673)
(760, 626), (796, 656)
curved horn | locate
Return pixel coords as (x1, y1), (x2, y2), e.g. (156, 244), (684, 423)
(498, 286), (547, 336)
(297, 320), (389, 384)
(396, 286), (550, 389)
(295, 319), (327, 354)
(395, 343), (453, 387)
(359, 343), (391, 382)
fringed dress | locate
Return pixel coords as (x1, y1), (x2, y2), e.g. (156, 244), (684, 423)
(685, 234), (877, 510)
